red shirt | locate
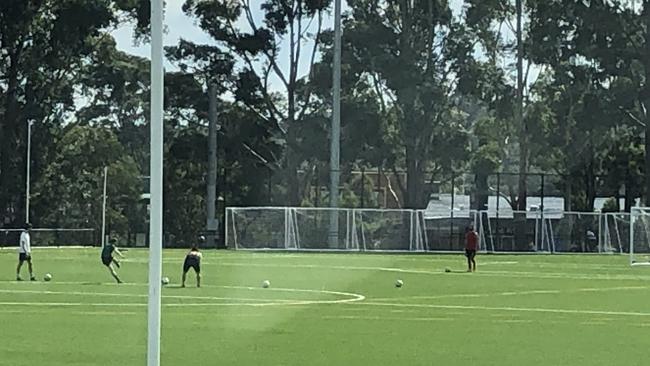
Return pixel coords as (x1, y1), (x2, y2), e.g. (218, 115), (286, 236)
(465, 231), (478, 250)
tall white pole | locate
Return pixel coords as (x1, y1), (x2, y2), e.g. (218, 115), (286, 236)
(101, 166), (108, 248)
(26, 120), (32, 223)
(207, 84), (218, 248)
(328, 0), (342, 248)
(148, 1), (164, 365)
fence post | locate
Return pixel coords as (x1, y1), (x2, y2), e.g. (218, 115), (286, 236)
(539, 173), (540, 252)
(450, 171), (455, 250)
(267, 168), (272, 205)
(361, 166), (366, 208)
(598, 211), (603, 253)
(496, 172), (500, 250)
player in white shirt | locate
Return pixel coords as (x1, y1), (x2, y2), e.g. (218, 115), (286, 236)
(16, 223), (36, 281)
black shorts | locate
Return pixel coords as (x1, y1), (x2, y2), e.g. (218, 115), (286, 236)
(183, 257), (201, 273)
(465, 249), (477, 259)
(19, 253), (31, 262)
(102, 256), (113, 266)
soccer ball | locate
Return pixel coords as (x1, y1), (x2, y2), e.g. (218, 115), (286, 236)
(161, 277), (170, 285)
(262, 280), (270, 288)
(395, 279), (403, 288)
(44, 273), (52, 282)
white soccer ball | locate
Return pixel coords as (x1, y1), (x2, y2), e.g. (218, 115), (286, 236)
(262, 280), (270, 288)
(395, 279), (403, 288)
(44, 273), (52, 282)
(161, 277), (170, 285)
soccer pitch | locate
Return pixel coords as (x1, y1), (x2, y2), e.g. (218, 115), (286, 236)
(1, 249), (649, 366)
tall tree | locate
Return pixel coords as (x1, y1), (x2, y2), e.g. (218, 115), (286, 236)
(0, 0), (147, 226)
(32, 125), (141, 238)
(175, 0), (332, 206)
(527, 0), (650, 209)
(332, 0), (470, 209)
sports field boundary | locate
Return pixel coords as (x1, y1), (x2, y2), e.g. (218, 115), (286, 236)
(351, 301), (650, 317)
(0, 284), (366, 307)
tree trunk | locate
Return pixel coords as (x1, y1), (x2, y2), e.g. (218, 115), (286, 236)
(624, 171), (633, 212)
(286, 6), (302, 207)
(585, 162), (596, 212)
(286, 144), (302, 206)
(475, 173), (489, 211)
(0, 51), (22, 224)
(404, 144), (424, 209)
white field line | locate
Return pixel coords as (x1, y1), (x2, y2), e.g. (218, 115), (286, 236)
(0, 300), (358, 307)
(212, 262), (650, 281)
(369, 285), (648, 302)
(369, 290), (560, 302)
(2, 259), (647, 281)
(0, 289), (294, 303)
(0, 282), (366, 302)
(7, 250), (634, 269)
(0, 285), (365, 307)
(320, 315), (611, 326)
(478, 261), (519, 265)
(0, 309), (138, 315)
(2, 248), (638, 270)
(322, 315), (455, 322)
(350, 302), (650, 317)
(3, 251), (639, 272)
(3, 258), (649, 286)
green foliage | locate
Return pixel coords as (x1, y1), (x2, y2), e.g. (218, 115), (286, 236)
(601, 197), (620, 213)
(0, 0), (149, 226)
(321, 0), (469, 208)
(174, 0), (335, 205)
(526, 0), (650, 207)
(4, 0), (650, 245)
(33, 125), (140, 238)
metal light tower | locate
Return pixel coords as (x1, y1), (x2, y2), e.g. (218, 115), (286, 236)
(328, 0), (342, 248)
(25, 120), (33, 223)
(207, 84), (219, 248)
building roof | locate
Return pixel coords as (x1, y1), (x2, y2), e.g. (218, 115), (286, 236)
(424, 194), (565, 219)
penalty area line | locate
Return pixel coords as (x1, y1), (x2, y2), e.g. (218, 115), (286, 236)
(0, 287), (365, 307)
(0, 288), (296, 303)
(351, 302), (650, 317)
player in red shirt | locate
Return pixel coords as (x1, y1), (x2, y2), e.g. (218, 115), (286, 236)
(465, 225), (478, 272)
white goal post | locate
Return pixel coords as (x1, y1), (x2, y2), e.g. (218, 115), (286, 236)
(630, 207), (650, 266)
(226, 206), (644, 258)
(226, 207), (428, 252)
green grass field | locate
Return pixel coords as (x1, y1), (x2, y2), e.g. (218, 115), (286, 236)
(1, 248), (650, 366)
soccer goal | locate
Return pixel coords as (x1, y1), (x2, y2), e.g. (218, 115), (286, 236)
(629, 207), (650, 266)
(226, 207), (427, 252)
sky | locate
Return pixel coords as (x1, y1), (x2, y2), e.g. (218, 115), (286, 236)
(110, 0), (518, 91)
(110, 0), (353, 86)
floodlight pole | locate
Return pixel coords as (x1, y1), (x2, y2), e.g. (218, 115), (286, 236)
(101, 167), (108, 248)
(328, 0), (342, 248)
(25, 120), (33, 223)
(207, 84), (219, 248)
(148, 1), (164, 366)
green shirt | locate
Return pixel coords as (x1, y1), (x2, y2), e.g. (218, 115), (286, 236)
(101, 244), (115, 259)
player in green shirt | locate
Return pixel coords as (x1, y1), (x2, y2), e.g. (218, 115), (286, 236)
(101, 238), (125, 283)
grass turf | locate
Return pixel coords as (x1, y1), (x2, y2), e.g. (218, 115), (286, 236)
(1, 248), (650, 366)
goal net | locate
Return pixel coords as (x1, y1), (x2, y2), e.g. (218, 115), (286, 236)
(226, 207), (427, 252)
(630, 207), (650, 266)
